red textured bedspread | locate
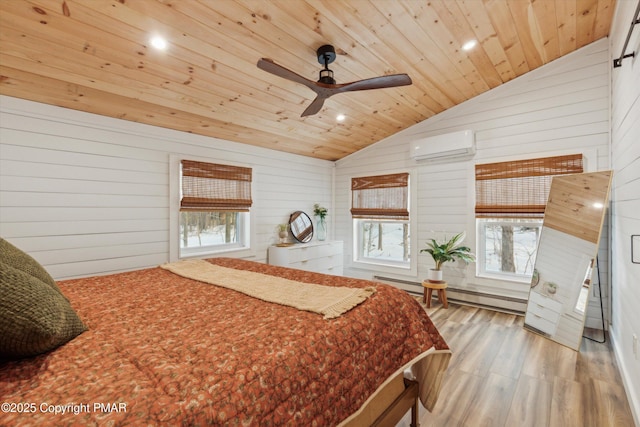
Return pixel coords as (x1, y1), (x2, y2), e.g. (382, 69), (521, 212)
(0, 258), (448, 426)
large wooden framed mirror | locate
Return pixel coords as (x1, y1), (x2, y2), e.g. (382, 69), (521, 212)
(524, 171), (613, 350)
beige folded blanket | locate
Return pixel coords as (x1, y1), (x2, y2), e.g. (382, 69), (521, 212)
(160, 259), (376, 319)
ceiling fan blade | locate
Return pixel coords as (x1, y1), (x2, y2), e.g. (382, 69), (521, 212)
(258, 52), (412, 117)
(336, 74), (412, 93)
(257, 58), (317, 90)
(299, 74), (412, 117)
(301, 95), (328, 117)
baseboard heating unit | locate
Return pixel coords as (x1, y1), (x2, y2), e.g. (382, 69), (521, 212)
(373, 275), (527, 315)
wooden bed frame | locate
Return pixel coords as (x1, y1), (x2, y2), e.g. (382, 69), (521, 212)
(373, 379), (420, 427)
(341, 374), (419, 427)
(340, 347), (451, 427)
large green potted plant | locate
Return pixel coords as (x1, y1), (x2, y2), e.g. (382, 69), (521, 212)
(420, 232), (475, 282)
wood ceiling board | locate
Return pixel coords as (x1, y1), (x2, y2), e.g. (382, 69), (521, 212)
(456, 0), (518, 83)
(482, 0), (530, 77)
(0, 0), (616, 160)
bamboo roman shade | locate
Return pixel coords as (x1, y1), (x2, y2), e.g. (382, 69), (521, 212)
(180, 160), (252, 211)
(475, 154), (583, 218)
(351, 173), (409, 220)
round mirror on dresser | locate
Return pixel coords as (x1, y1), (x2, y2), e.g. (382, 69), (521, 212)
(289, 211), (313, 243)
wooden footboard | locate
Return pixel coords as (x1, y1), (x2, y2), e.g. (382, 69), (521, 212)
(372, 378), (420, 427)
(339, 349), (451, 427)
(339, 373), (420, 427)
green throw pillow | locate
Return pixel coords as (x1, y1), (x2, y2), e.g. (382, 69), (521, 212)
(0, 244), (87, 359)
(0, 238), (61, 295)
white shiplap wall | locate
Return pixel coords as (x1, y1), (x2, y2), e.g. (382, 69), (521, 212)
(335, 38), (611, 325)
(0, 96), (334, 279)
(609, 0), (640, 423)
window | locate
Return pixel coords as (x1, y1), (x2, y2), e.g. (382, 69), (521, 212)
(356, 220), (410, 264)
(475, 154), (583, 281)
(477, 218), (542, 279)
(352, 173), (410, 268)
(179, 160), (252, 257)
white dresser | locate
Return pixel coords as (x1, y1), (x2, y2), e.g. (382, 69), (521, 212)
(268, 240), (343, 275)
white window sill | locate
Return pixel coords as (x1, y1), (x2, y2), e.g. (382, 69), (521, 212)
(179, 246), (255, 260)
(350, 259), (415, 277)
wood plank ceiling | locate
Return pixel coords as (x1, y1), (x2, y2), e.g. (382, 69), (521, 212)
(0, 0), (615, 161)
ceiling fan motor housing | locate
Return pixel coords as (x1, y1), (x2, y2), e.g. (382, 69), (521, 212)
(317, 44), (337, 84)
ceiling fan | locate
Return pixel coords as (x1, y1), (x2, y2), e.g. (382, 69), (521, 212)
(257, 45), (412, 117)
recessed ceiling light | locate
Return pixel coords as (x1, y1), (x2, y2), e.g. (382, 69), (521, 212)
(150, 36), (168, 50)
(462, 40), (477, 51)
(336, 114), (346, 122)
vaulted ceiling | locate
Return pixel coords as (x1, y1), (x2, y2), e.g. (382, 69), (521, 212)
(0, 0), (616, 161)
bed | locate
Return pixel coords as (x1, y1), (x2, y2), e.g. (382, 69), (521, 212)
(0, 248), (450, 426)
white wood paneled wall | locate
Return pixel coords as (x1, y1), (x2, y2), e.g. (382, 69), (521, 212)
(0, 96), (334, 279)
(609, 0), (640, 423)
(335, 39), (611, 325)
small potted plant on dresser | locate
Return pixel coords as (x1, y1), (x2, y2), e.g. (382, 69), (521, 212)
(276, 223), (289, 245)
(421, 232), (475, 282)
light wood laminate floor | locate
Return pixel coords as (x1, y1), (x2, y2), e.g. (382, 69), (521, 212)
(399, 302), (636, 427)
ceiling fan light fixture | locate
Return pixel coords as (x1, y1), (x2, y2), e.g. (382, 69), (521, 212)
(336, 114), (346, 122)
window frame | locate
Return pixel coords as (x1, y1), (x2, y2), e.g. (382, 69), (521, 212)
(353, 218), (412, 269)
(178, 211), (250, 257)
(169, 155), (255, 261)
(476, 217), (543, 283)
(350, 170), (417, 276)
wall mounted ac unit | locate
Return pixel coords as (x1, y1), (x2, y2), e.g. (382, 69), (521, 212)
(409, 129), (475, 161)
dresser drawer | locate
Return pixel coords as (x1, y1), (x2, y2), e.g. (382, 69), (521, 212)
(295, 245), (321, 262)
(316, 241), (343, 257)
(268, 241), (344, 276)
(322, 264), (343, 275)
(316, 254), (343, 272)
(290, 258), (318, 272)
